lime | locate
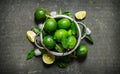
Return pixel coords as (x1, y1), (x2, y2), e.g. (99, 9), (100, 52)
(75, 11), (86, 20)
(26, 31), (36, 42)
(58, 18), (71, 29)
(42, 53), (55, 64)
(43, 35), (56, 49)
(76, 45), (88, 56)
(67, 36), (77, 49)
(44, 18), (57, 33)
(71, 21), (78, 36)
(34, 8), (46, 20)
(68, 29), (72, 36)
(54, 29), (68, 42)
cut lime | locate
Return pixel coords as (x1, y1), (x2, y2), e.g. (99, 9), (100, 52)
(75, 11), (86, 20)
(42, 53), (55, 64)
(26, 31), (36, 42)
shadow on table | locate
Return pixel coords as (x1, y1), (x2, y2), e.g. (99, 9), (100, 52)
(34, 18), (45, 25)
(76, 55), (87, 63)
(42, 62), (55, 68)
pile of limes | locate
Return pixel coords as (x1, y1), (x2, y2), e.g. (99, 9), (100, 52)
(43, 18), (77, 52)
(26, 8), (91, 67)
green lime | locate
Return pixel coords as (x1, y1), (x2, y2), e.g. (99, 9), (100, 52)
(43, 35), (56, 49)
(54, 29), (68, 42)
(67, 36), (77, 49)
(76, 45), (88, 56)
(68, 29), (72, 36)
(71, 21), (78, 36)
(42, 30), (47, 37)
(44, 18), (57, 33)
(34, 8), (46, 20)
(58, 18), (71, 29)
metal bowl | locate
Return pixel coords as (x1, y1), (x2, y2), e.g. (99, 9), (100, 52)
(35, 15), (87, 56)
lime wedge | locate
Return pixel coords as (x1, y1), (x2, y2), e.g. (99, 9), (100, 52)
(26, 31), (36, 42)
(42, 53), (55, 64)
(75, 11), (86, 20)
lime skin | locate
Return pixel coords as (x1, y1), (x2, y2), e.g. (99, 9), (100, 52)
(44, 18), (57, 33)
(76, 45), (88, 57)
(54, 29), (68, 42)
(34, 8), (46, 20)
(58, 18), (71, 30)
(43, 35), (56, 49)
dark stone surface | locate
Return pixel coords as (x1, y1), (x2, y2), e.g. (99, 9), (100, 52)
(0, 0), (120, 74)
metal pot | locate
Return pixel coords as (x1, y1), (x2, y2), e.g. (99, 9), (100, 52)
(35, 15), (89, 56)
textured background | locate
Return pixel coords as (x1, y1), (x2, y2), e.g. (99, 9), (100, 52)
(0, 0), (120, 74)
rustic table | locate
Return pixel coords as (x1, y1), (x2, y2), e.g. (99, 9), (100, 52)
(0, 0), (120, 74)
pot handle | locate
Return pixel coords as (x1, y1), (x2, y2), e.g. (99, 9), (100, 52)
(77, 22), (91, 39)
(34, 33), (44, 49)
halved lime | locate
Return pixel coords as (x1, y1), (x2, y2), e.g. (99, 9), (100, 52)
(75, 11), (86, 20)
(42, 53), (55, 64)
(26, 31), (36, 42)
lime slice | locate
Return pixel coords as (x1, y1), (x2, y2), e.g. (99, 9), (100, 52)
(42, 53), (55, 64)
(75, 11), (86, 20)
(26, 31), (36, 42)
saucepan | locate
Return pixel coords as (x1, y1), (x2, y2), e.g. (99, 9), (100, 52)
(34, 15), (90, 56)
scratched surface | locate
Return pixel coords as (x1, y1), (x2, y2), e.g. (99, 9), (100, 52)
(0, 0), (120, 74)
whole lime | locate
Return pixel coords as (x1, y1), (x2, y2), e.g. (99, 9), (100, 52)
(76, 45), (88, 57)
(43, 35), (56, 49)
(44, 18), (57, 33)
(58, 18), (71, 29)
(67, 36), (77, 49)
(54, 29), (68, 42)
(34, 8), (46, 20)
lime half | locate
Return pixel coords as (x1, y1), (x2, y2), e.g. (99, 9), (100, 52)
(75, 11), (86, 20)
(26, 31), (36, 42)
(42, 53), (55, 64)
